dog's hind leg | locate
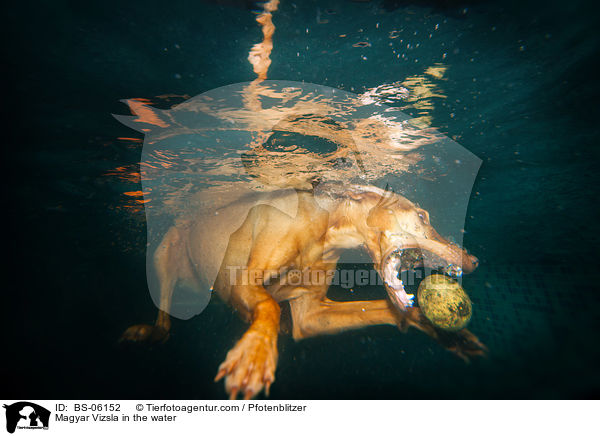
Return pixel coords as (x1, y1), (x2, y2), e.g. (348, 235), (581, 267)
(121, 226), (188, 344)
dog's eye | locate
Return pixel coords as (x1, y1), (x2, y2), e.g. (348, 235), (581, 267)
(418, 212), (427, 223)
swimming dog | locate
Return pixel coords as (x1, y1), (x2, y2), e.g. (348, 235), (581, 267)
(121, 183), (486, 399)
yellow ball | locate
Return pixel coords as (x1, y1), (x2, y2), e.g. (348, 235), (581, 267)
(417, 274), (472, 331)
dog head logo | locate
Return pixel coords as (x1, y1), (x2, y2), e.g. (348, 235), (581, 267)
(3, 402), (50, 433)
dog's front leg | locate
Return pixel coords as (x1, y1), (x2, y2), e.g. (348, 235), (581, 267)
(289, 295), (398, 339)
(213, 200), (325, 399)
(214, 283), (280, 400)
(290, 295), (487, 361)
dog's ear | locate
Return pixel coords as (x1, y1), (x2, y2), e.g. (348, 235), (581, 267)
(376, 183), (396, 208)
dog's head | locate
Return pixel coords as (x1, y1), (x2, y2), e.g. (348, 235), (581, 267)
(363, 186), (478, 311)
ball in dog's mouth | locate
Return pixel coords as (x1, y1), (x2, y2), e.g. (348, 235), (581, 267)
(382, 247), (463, 312)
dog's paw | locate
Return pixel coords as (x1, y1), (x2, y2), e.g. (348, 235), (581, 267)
(436, 328), (488, 363)
(119, 324), (169, 344)
(398, 308), (487, 362)
(215, 329), (277, 400)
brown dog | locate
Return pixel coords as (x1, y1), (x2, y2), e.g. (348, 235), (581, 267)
(121, 183), (486, 399)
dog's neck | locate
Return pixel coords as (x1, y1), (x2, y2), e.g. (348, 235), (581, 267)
(314, 189), (384, 264)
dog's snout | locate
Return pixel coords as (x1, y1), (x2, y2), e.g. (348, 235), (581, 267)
(460, 253), (479, 273)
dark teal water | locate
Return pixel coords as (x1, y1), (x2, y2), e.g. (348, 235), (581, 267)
(6, 0), (599, 399)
